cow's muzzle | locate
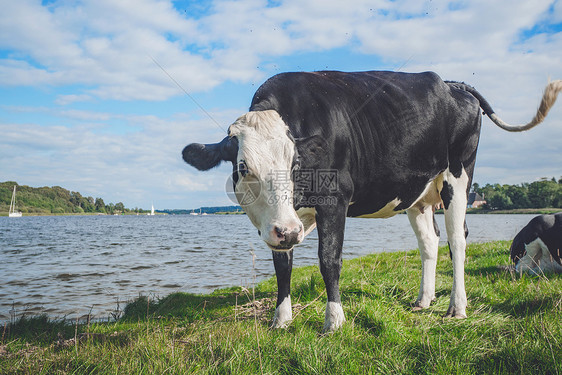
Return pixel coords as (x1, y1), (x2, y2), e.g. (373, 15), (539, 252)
(266, 224), (303, 251)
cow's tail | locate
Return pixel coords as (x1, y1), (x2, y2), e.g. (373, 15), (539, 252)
(446, 80), (562, 132)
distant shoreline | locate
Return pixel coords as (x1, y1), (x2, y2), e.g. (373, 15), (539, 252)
(0, 212), (165, 217)
(466, 207), (562, 215)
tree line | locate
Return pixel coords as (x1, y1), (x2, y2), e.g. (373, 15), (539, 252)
(473, 177), (562, 210)
(0, 181), (145, 215)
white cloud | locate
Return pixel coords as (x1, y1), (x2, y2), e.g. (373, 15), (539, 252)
(2, 105), (112, 122)
(0, 59), (66, 86)
(552, 0), (562, 22)
(55, 94), (93, 106)
(0, 0), (81, 63)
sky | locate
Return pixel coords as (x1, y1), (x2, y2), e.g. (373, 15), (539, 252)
(1, 0), (561, 210)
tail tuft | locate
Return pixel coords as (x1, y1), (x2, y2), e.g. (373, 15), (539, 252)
(449, 79), (562, 132)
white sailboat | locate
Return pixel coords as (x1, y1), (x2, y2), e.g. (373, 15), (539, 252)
(189, 209), (199, 216)
(147, 203), (155, 216)
(9, 186), (22, 217)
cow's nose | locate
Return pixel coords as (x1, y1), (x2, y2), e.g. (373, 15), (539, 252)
(273, 225), (303, 247)
(283, 229), (300, 246)
(274, 226), (285, 239)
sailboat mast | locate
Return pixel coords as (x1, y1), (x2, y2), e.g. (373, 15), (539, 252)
(10, 186), (16, 213)
(9, 185), (22, 217)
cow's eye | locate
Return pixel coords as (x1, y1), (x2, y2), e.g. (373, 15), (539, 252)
(238, 160), (249, 177)
(292, 157), (301, 172)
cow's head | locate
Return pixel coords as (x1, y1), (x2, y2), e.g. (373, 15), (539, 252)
(182, 110), (307, 251)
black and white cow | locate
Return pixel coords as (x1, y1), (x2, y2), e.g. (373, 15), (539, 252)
(183, 71), (562, 332)
(511, 212), (562, 275)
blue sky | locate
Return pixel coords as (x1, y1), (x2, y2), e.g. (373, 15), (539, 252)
(1, 0), (561, 210)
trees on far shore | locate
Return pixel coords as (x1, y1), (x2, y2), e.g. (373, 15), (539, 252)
(473, 177), (562, 211)
(0, 181), (138, 215)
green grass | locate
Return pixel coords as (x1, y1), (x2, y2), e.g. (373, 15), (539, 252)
(2, 241), (562, 374)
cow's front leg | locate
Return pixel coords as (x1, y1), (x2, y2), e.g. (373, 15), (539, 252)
(271, 249), (293, 328)
(316, 202), (347, 332)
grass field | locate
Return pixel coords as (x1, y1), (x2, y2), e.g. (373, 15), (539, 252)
(2, 240), (561, 374)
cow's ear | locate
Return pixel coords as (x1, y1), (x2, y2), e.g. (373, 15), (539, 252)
(182, 136), (239, 171)
(295, 135), (326, 168)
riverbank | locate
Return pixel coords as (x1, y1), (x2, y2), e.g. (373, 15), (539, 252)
(2, 240), (561, 374)
(0, 211), (166, 217)
(466, 207), (562, 215)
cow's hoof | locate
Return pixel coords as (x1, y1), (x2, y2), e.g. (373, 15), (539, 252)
(271, 296), (292, 329)
(323, 302), (345, 333)
(412, 297), (436, 311)
(444, 306), (467, 319)
(271, 318), (292, 329)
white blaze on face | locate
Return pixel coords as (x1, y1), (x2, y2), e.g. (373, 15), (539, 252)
(228, 110), (304, 250)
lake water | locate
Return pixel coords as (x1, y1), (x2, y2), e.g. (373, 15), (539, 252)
(0, 213), (538, 322)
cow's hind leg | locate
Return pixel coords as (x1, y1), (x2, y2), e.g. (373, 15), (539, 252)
(271, 250), (293, 328)
(407, 206), (440, 310)
(442, 168), (469, 318)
